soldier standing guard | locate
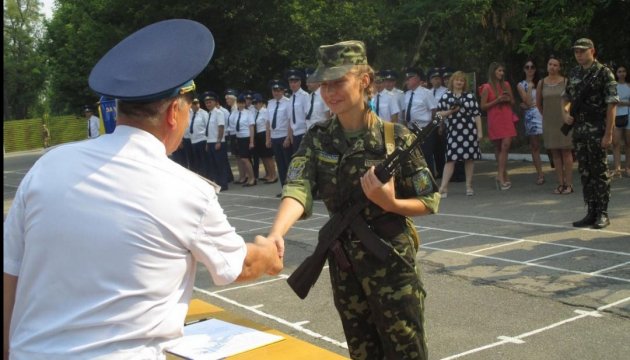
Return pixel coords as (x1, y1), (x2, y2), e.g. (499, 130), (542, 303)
(265, 40), (439, 359)
(562, 38), (619, 229)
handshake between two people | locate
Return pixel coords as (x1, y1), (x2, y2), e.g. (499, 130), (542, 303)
(236, 234), (284, 282)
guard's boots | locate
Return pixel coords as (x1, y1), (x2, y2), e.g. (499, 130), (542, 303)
(573, 203), (597, 227)
(592, 205), (610, 229)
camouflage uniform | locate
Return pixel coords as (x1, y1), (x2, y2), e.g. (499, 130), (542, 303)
(283, 111), (440, 360)
(564, 60), (618, 219)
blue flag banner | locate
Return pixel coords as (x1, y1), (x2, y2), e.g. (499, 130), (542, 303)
(98, 97), (117, 134)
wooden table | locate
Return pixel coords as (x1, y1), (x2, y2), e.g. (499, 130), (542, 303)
(167, 298), (348, 359)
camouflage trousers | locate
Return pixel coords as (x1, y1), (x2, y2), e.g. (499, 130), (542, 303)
(573, 134), (610, 208)
(328, 230), (427, 360)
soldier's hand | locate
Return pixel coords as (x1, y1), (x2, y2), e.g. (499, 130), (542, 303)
(266, 233), (285, 260)
(360, 166), (396, 212)
(254, 235), (283, 275)
(564, 114), (574, 125)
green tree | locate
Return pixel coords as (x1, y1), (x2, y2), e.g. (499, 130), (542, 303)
(3, 0), (47, 120)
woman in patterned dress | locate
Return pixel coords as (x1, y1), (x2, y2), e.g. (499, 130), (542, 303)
(437, 71), (483, 197)
(517, 59), (545, 185)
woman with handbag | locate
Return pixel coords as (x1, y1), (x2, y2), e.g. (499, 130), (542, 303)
(480, 62), (516, 190)
(612, 65), (630, 178)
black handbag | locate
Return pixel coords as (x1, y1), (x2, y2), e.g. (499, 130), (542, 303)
(615, 114), (629, 127)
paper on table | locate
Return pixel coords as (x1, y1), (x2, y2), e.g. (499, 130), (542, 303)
(165, 318), (284, 360)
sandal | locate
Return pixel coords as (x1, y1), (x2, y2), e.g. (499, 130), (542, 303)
(561, 184), (574, 194)
(536, 175), (545, 185)
(466, 188), (474, 196)
(553, 184), (565, 194)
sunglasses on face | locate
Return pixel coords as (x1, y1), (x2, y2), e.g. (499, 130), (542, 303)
(524, 65), (535, 70)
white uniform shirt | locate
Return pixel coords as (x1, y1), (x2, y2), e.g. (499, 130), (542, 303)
(389, 87), (406, 118)
(289, 88), (310, 136)
(374, 89), (401, 122)
(306, 87), (330, 129)
(267, 97), (291, 139)
(230, 109), (254, 138)
(404, 86), (438, 127)
(188, 108), (209, 144)
(253, 107), (268, 134)
(205, 108), (226, 143)
(3, 126), (247, 359)
(218, 106), (231, 134)
(431, 86), (448, 103)
(88, 115), (100, 139)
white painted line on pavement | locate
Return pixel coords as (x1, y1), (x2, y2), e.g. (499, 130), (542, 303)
(574, 309), (602, 317)
(212, 275), (288, 294)
(194, 286), (348, 349)
(467, 239), (525, 254)
(441, 296), (630, 360)
(525, 249), (581, 263)
(436, 213), (630, 236)
(294, 321), (310, 326)
(421, 234), (471, 246)
(496, 336), (525, 344)
(423, 246), (630, 283)
(589, 260), (630, 275)
(251, 304), (264, 309)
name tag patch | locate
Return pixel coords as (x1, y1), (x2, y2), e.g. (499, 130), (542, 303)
(316, 151), (339, 164)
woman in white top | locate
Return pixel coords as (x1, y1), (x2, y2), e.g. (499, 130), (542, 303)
(517, 59), (544, 185)
(231, 94), (256, 186)
(612, 65), (630, 178)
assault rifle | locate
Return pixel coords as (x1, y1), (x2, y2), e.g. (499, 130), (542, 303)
(287, 116), (442, 299)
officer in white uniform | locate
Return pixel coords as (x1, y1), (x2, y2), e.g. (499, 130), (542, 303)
(3, 19), (282, 360)
(189, 97), (209, 176)
(404, 67), (439, 177)
(266, 79), (292, 196)
(286, 69), (310, 152)
(374, 71), (401, 122)
(304, 67), (331, 129)
(84, 106), (100, 139)
(382, 70), (406, 124)
(202, 90), (229, 191)
(428, 67), (448, 178)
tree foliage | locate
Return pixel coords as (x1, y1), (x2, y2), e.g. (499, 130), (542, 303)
(3, 0), (47, 120)
(5, 0), (628, 118)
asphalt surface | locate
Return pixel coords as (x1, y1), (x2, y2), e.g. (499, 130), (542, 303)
(4, 149), (630, 360)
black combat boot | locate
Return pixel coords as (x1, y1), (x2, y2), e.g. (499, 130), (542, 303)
(592, 205), (610, 229)
(573, 203), (597, 227)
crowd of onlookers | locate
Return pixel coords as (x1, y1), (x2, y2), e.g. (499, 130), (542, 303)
(151, 60), (628, 197)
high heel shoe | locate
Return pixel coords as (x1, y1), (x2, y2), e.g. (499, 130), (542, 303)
(243, 180), (257, 187)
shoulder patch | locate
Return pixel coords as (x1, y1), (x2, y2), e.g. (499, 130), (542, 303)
(287, 158), (307, 181)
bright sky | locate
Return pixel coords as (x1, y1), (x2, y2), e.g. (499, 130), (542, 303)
(41, 0), (54, 19)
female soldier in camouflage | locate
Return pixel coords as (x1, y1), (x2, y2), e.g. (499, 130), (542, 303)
(266, 40), (440, 359)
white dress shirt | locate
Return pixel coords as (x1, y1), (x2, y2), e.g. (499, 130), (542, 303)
(289, 88), (310, 136)
(88, 115), (100, 139)
(404, 86), (438, 127)
(230, 109), (254, 138)
(266, 97), (291, 139)
(306, 87), (330, 128)
(3, 126), (246, 359)
(189, 108), (209, 144)
(374, 89), (401, 122)
(205, 108), (226, 143)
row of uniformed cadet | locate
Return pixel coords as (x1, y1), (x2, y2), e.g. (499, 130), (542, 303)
(174, 66), (457, 188)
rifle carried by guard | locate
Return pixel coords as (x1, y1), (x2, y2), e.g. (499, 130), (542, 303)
(287, 115), (442, 299)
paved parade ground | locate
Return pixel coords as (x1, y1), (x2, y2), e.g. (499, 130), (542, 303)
(4, 149), (629, 359)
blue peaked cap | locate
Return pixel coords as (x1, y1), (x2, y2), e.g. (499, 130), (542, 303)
(89, 19), (214, 102)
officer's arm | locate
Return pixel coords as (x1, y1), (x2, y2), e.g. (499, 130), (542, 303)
(602, 103), (617, 148)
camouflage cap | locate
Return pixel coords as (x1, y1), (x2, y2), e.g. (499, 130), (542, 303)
(572, 38), (594, 50)
(307, 40), (368, 83)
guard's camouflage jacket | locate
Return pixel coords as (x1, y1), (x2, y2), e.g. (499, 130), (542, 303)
(564, 60), (618, 138)
(282, 111), (440, 221)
